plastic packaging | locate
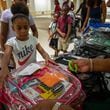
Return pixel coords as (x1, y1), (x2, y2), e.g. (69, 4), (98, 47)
(0, 61), (85, 110)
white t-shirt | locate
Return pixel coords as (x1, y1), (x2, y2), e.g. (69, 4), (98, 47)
(0, 8), (35, 40)
(6, 34), (38, 67)
(49, 21), (57, 33)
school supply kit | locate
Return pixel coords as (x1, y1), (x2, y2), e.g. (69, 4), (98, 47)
(0, 61), (85, 110)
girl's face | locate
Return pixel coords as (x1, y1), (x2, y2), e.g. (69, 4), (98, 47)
(12, 18), (29, 41)
(53, 14), (58, 22)
(61, 6), (69, 16)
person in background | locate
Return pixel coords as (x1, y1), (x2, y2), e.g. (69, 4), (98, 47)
(62, 0), (74, 11)
(76, 0), (88, 28)
(0, 0), (38, 51)
(62, 0), (75, 24)
(54, 0), (61, 16)
(48, 13), (59, 57)
(0, 14), (51, 88)
(56, 4), (73, 54)
(72, 58), (110, 73)
(0, 0), (38, 68)
(81, 0), (107, 32)
(11, 2), (29, 17)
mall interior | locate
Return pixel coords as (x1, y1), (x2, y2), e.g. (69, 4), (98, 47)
(0, 0), (110, 18)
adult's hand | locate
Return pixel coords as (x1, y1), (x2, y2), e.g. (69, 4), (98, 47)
(74, 59), (90, 73)
(31, 99), (75, 110)
(31, 100), (56, 110)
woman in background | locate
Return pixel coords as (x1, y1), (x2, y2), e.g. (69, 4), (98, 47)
(81, 0), (106, 32)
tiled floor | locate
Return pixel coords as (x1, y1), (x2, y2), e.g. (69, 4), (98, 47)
(36, 29), (55, 61)
(29, 17), (54, 61)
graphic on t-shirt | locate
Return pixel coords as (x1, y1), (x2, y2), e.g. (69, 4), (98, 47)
(17, 45), (34, 65)
(18, 53), (32, 65)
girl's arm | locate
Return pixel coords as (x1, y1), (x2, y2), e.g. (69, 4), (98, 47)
(30, 24), (38, 38)
(36, 43), (50, 61)
(48, 21), (53, 39)
(0, 45), (12, 87)
(29, 14), (38, 38)
(101, 1), (107, 22)
(48, 22), (55, 39)
(76, 3), (82, 14)
(56, 27), (66, 38)
(65, 23), (72, 41)
(81, 6), (90, 32)
(48, 28), (55, 40)
(48, 28), (51, 39)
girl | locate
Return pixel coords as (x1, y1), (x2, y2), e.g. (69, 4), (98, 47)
(48, 13), (59, 57)
(0, 14), (50, 88)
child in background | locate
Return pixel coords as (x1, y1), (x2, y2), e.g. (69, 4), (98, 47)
(54, 0), (61, 15)
(48, 13), (59, 57)
(56, 4), (73, 54)
(62, 0), (75, 20)
(0, 14), (51, 87)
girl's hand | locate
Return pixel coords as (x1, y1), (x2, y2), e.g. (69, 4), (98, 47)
(45, 58), (56, 66)
(0, 72), (8, 89)
(61, 32), (66, 38)
(0, 68), (10, 89)
(80, 28), (84, 32)
(0, 77), (4, 89)
(44, 54), (51, 65)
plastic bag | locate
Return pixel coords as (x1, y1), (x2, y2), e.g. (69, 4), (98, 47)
(0, 61), (85, 110)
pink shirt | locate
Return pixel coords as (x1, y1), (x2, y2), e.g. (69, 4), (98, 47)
(57, 15), (72, 34)
(54, 4), (61, 14)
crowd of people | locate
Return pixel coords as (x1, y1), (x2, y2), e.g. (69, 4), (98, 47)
(48, 0), (76, 57)
(49, 0), (107, 56)
(0, 0), (109, 110)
